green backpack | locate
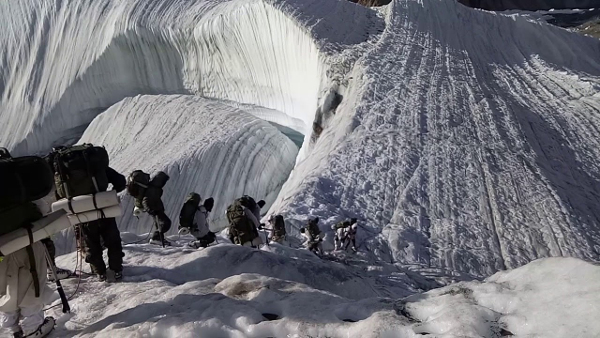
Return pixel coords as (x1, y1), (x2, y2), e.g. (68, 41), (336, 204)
(226, 200), (246, 223)
(52, 144), (109, 198)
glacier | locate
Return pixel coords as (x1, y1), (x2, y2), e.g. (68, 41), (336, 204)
(2, 0), (600, 336)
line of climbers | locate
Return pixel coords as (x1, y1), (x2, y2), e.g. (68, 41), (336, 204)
(0, 142), (361, 337)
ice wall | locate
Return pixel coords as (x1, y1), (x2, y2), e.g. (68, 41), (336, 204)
(0, 0), (380, 155)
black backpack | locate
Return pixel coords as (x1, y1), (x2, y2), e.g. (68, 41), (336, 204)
(179, 193), (201, 229)
(238, 195), (257, 211)
(0, 148), (52, 237)
(273, 215), (286, 236)
(127, 170), (151, 199)
(0, 149), (54, 208)
(52, 144), (109, 198)
(0, 148), (53, 298)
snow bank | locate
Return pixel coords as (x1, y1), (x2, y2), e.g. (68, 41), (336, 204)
(77, 94), (298, 235)
(402, 257), (600, 337)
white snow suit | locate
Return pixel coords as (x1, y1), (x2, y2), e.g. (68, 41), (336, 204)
(344, 224), (358, 251)
(0, 241), (52, 335)
(191, 206), (210, 240)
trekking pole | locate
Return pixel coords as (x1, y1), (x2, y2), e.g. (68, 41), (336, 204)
(263, 228), (270, 247)
(43, 246), (70, 313)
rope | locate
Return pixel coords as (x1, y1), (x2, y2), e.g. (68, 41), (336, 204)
(43, 231), (85, 311)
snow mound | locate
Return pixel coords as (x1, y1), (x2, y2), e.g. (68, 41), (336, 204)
(402, 257), (600, 337)
(78, 94), (298, 232)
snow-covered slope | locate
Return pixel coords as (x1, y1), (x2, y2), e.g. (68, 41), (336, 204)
(77, 95), (298, 234)
(46, 242), (600, 337)
(2, 0), (600, 287)
(272, 0), (600, 278)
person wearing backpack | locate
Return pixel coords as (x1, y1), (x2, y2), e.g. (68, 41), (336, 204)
(265, 215), (286, 244)
(126, 170), (172, 246)
(0, 148), (56, 337)
(51, 144), (126, 282)
(301, 217), (323, 255)
(332, 218), (357, 251)
(179, 195), (216, 249)
(226, 196), (263, 248)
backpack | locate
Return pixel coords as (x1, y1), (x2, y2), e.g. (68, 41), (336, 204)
(307, 218), (320, 238)
(226, 200), (246, 224)
(0, 150), (54, 208)
(179, 193), (201, 229)
(127, 170), (151, 199)
(332, 221), (349, 230)
(52, 144), (109, 198)
(273, 215), (286, 237)
(238, 195), (257, 211)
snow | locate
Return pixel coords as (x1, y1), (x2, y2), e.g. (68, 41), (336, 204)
(403, 257), (600, 337)
(2, 0), (600, 335)
(42, 242), (600, 337)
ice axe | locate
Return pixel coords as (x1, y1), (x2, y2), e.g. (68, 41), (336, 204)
(43, 246), (70, 313)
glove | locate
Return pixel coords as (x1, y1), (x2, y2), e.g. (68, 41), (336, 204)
(178, 227), (190, 236)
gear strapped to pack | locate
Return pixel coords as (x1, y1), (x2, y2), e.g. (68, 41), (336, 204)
(55, 145), (108, 220)
(24, 225), (40, 297)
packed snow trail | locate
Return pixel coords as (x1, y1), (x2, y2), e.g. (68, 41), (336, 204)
(44, 242), (600, 337)
(2, 0), (600, 279)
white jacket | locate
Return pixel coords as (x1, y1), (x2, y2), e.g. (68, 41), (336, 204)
(244, 207), (261, 229)
(192, 206), (210, 239)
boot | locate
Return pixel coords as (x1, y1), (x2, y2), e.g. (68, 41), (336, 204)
(105, 269), (123, 283)
(24, 317), (55, 337)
